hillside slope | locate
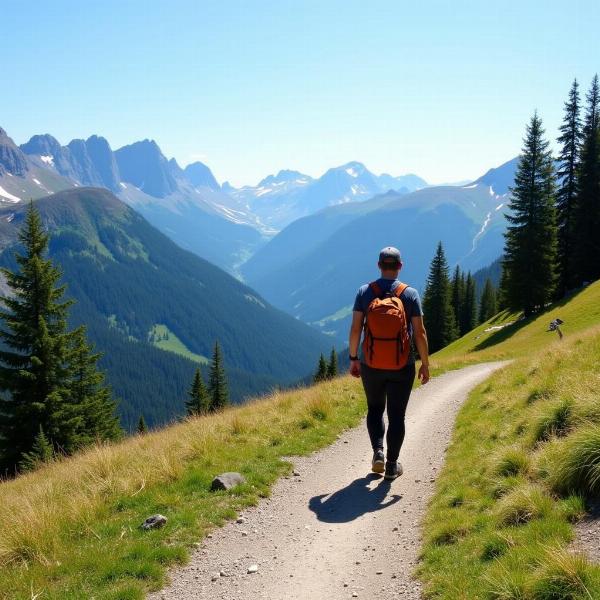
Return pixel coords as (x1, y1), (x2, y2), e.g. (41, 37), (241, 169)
(0, 188), (333, 428)
(432, 279), (600, 370)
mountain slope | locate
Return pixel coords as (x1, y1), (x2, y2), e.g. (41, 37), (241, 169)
(0, 188), (333, 427)
(244, 183), (510, 341)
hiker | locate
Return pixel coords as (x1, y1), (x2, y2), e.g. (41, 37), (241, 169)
(548, 318), (564, 339)
(348, 246), (430, 481)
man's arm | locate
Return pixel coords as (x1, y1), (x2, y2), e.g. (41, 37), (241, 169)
(348, 311), (364, 377)
(412, 315), (430, 384)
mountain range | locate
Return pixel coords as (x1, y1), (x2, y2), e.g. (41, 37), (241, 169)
(0, 187), (334, 429)
(241, 158), (516, 341)
(1, 126), (431, 273)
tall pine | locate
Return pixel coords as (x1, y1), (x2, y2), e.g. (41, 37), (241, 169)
(314, 354), (328, 382)
(422, 242), (457, 353)
(556, 79), (583, 295)
(186, 367), (210, 416)
(503, 113), (557, 316)
(460, 273), (477, 334)
(68, 326), (121, 446)
(450, 265), (465, 333)
(572, 75), (600, 285)
(326, 347), (338, 379)
(479, 278), (498, 323)
(208, 341), (229, 411)
(0, 202), (120, 473)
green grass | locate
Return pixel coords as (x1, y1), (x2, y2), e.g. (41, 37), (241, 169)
(432, 281), (600, 371)
(418, 327), (600, 599)
(147, 324), (209, 364)
(0, 377), (365, 599)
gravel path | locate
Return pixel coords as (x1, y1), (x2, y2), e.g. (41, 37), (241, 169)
(150, 362), (506, 600)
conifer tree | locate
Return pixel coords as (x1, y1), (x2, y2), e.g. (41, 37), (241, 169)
(0, 203), (78, 471)
(422, 242), (457, 352)
(18, 425), (54, 472)
(314, 353), (328, 383)
(460, 273), (477, 334)
(208, 341), (229, 411)
(326, 347), (338, 379)
(68, 327), (122, 445)
(479, 278), (498, 323)
(450, 265), (465, 331)
(186, 367), (210, 416)
(137, 414), (148, 434)
(503, 113), (558, 316)
(556, 79), (583, 295)
(572, 75), (600, 285)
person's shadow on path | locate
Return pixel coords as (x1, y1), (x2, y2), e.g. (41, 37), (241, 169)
(309, 473), (402, 523)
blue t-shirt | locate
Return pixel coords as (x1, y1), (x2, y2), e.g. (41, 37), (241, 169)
(353, 278), (423, 339)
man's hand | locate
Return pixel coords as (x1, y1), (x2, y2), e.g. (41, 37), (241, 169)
(418, 363), (430, 384)
(349, 359), (361, 378)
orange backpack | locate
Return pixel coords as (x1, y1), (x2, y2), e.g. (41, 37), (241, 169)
(362, 281), (411, 370)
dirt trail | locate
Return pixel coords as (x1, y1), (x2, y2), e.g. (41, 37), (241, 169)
(150, 362), (506, 600)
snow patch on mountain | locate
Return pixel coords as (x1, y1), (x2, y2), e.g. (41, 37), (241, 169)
(471, 211), (492, 251)
(40, 155), (54, 166)
(345, 167), (359, 177)
(0, 186), (22, 203)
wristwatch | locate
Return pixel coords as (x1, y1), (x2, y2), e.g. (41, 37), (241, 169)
(349, 355), (359, 361)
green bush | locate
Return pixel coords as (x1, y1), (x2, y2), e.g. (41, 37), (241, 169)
(496, 448), (529, 477)
(547, 425), (600, 496)
(495, 484), (553, 526)
(532, 399), (574, 443)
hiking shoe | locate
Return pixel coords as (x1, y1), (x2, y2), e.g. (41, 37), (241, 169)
(371, 449), (385, 474)
(384, 461), (403, 481)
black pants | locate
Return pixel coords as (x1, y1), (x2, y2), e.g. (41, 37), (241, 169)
(361, 362), (416, 462)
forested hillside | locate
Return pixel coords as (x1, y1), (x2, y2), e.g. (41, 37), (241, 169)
(0, 189), (333, 428)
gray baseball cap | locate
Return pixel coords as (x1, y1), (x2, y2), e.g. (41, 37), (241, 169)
(378, 246), (402, 264)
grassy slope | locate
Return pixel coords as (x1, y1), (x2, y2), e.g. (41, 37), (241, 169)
(148, 324), (209, 364)
(419, 280), (600, 598)
(0, 377), (364, 599)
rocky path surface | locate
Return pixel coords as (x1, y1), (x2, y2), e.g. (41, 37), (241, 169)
(150, 362), (506, 600)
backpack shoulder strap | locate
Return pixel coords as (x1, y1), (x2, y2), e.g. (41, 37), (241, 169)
(393, 281), (409, 298)
(369, 281), (383, 298)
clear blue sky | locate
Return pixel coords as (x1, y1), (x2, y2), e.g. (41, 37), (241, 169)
(2, 1), (599, 186)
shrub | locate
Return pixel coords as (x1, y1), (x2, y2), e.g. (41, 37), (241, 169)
(496, 448), (529, 477)
(528, 546), (600, 599)
(547, 425), (600, 496)
(495, 484), (553, 526)
(532, 399), (574, 443)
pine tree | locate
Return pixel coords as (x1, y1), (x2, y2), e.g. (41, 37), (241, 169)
(137, 414), (148, 434)
(326, 347), (338, 379)
(0, 203), (79, 471)
(68, 327), (122, 446)
(314, 353), (328, 383)
(422, 242), (457, 353)
(208, 341), (229, 411)
(18, 425), (54, 472)
(479, 278), (498, 323)
(185, 367), (210, 416)
(450, 265), (465, 331)
(503, 113), (558, 316)
(572, 75), (600, 285)
(556, 79), (583, 295)
(460, 273), (477, 334)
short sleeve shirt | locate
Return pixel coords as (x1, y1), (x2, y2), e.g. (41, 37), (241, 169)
(353, 278), (423, 339)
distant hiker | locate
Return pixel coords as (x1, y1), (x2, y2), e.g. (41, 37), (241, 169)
(548, 318), (564, 339)
(348, 246), (430, 481)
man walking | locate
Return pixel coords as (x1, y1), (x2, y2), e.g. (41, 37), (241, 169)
(348, 247), (430, 481)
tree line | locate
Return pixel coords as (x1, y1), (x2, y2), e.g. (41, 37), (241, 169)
(313, 347), (338, 382)
(0, 203), (232, 475)
(502, 75), (600, 315)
